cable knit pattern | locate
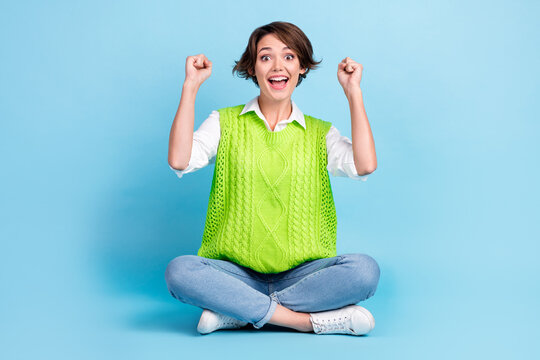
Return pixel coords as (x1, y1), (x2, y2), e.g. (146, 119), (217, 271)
(197, 104), (337, 273)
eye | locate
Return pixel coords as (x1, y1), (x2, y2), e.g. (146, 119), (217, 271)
(285, 54), (295, 60)
(260, 55), (270, 61)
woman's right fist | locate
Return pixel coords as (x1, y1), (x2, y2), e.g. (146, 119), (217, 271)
(185, 54), (212, 87)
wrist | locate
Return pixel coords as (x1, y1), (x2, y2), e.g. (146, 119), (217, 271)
(183, 80), (201, 93)
(345, 86), (362, 100)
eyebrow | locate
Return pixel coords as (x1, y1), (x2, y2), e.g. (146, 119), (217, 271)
(258, 46), (291, 54)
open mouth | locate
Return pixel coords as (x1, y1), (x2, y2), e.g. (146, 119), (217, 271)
(267, 76), (289, 90)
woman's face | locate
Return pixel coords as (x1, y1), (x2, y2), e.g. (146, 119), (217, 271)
(252, 33), (306, 101)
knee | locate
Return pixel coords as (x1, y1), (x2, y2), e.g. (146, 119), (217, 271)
(342, 253), (380, 294)
(164, 255), (202, 291)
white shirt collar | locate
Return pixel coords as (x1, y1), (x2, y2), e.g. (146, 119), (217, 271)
(239, 95), (306, 130)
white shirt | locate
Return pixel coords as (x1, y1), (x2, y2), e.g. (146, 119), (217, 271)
(169, 96), (369, 181)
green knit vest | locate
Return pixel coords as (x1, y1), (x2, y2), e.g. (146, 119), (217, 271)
(197, 104), (337, 273)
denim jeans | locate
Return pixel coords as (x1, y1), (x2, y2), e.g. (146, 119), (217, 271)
(164, 253), (380, 329)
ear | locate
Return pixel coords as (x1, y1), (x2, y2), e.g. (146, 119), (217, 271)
(300, 67), (307, 75)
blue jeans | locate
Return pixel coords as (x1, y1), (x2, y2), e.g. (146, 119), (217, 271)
(164, 253), (380, 329)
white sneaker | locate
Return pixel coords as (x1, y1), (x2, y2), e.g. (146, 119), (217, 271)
(196, 309), (249, 335)
(309, 305), (375, 335)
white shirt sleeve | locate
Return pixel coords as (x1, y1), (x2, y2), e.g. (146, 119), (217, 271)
(326, 125), (369, 181)
(169, 110), (221, 179)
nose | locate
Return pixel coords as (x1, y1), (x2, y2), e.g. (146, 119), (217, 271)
(272, 57), (284, 71)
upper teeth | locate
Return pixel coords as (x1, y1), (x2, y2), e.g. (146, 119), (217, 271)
(269, 76), (288, 81)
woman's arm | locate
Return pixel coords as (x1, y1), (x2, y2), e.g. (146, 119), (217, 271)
(326, 126), (369, 180)
(168, 82), (198, 170)
(337, 57), (377, 175)
(169, 110), (221, 179)
(168, 54), (212, 170)
(347, 87), (377, 175)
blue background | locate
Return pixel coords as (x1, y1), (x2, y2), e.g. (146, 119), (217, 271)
(1, 0), (539, 358)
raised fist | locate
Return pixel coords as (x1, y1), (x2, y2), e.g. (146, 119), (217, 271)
(185, 54), (212, 86)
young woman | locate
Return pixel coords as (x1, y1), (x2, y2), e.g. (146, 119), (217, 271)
(166, 21), (379, 336)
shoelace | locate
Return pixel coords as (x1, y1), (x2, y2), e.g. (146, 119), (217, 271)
(218, 315), (245, 327)
(222, 321), (241, 326)
(314, 316), (351, 332)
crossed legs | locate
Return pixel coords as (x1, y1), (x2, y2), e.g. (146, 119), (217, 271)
(165, 254), (380, 332)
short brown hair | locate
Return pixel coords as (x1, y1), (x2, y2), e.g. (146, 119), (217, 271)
(232, 21), (322, 87)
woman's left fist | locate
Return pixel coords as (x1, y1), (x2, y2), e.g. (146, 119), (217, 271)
(337, 57), (363, 96)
